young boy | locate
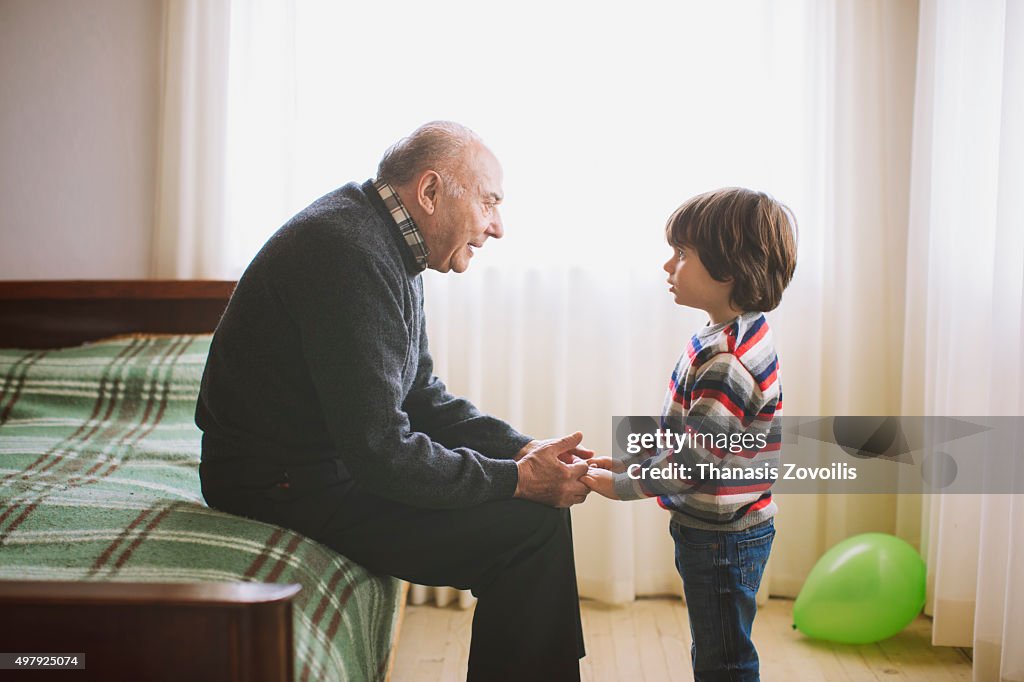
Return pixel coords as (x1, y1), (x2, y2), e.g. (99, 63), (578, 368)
(584, 187), (797, 681)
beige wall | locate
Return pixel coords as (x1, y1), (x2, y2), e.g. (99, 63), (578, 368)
(0, 0), (162, 279)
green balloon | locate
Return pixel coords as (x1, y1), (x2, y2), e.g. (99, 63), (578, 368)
(793, 532), (926, 644)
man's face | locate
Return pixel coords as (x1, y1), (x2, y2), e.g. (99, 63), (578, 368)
(426, 145), (505, 273)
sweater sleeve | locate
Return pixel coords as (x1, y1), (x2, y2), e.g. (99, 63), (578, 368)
(403, 308), (532, 459)
(614, 351), (765, 501)
(276, 236), (519, 508)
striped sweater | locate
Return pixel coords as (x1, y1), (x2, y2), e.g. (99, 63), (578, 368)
(613, 311), (782, 531)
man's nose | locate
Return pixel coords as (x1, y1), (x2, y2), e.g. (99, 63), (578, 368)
(488, 211), (505, 239)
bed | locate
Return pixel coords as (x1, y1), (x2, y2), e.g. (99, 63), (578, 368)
(0, 280), (406, 682)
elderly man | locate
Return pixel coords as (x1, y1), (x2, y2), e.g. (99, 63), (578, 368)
(197, 121), (590, 680)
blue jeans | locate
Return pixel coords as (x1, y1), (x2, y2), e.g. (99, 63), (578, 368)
(670, 519), (775, 682)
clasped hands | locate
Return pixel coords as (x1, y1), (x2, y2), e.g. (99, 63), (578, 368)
(513, 432), (622, 507)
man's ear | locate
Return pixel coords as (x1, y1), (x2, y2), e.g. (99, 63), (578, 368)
(417, 170), (442, 215)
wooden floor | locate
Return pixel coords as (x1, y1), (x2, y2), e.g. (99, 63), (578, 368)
(391, 597), (973, 681)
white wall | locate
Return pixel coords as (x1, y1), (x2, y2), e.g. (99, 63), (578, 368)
(0, 0), (161, 279)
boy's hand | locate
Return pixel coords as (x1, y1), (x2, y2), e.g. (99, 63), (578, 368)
(559, 441), (596, 465)
(581, 459), (620, 500)
(587, 456), (625, 474)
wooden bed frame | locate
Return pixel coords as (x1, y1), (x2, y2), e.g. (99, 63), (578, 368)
(0, 280), (406, 682)
(0, 279), (237, 349)
(0, 581), (298, 681)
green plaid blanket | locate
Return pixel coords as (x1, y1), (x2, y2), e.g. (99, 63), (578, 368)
(0, 335), (402, 682)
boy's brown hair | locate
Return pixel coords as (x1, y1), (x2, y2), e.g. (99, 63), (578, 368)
(667, 187), (798, 312)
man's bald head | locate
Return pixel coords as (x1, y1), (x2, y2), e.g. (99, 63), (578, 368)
(377, 121), (482, 197)
(379, 121), (505, 274)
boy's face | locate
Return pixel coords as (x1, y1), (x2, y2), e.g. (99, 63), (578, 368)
(663, 242), (737, 322)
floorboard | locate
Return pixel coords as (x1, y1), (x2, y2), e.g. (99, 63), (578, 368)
(391, 597), (972, 681)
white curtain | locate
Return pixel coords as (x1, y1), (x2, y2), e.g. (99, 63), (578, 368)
(195, 0), (924, 607)
(152, 0), (231, 278)
(420, 0), (925, 604)
(156, 0), (923, 601)
(903, 1), (1024, 679)
(155, 3), (1024, 675)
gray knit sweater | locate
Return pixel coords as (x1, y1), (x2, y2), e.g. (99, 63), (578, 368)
(196, 180), (529, 508)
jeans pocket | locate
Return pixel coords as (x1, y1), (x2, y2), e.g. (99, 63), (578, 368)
(671, 523), (719, 591)
(671, 522), (718, 551)
(736, 523), (775, 592)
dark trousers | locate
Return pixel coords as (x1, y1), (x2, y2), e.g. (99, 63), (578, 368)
(202, 474), (585, 681)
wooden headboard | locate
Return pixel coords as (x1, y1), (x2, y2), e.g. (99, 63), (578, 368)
(0, 280), (236, 348)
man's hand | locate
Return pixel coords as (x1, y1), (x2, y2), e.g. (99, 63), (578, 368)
(515, 438), (596, 465)
(514, 432), (592, 507)
(581, 457), (621, 500)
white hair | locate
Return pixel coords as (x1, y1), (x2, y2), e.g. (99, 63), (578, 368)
(377, 121), (481, 198)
